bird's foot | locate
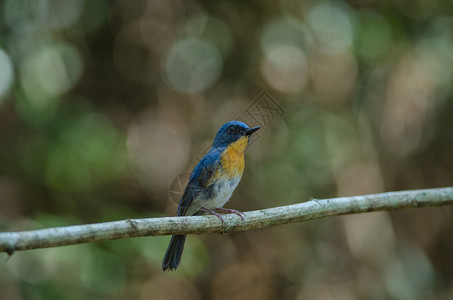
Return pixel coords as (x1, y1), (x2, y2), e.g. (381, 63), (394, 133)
(214, 208), (245, 222)
(200, 207), (227, 232)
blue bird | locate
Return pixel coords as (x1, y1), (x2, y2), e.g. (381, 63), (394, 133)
(162, 120), (260, 271)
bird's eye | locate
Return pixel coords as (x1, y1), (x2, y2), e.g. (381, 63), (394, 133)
(228, 126), (235, 133)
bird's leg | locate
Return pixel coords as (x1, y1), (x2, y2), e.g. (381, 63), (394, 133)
(200, 207), (227, 231)
(214, 208), (245, 222)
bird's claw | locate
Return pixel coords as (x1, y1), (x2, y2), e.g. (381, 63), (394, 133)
(200, 207), (228, 232)
(200, 207), (246, 233)
(214, 208), (245, 222)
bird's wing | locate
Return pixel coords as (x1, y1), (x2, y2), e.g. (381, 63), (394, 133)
(176, 148), (222, 216)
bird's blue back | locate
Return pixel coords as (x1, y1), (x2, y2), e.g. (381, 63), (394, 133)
(176, 147), (222, 216)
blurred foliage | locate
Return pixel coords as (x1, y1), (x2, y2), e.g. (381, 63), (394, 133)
(0, 0), (453, 299)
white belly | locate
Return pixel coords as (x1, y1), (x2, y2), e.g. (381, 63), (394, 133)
(205, 177), (241, 209)
(188, 176), (241, 215)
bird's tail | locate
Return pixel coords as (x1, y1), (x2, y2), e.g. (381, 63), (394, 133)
(162, 235), (187, 271)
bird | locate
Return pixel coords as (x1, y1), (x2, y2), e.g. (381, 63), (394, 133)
(162, 120), (260, 271)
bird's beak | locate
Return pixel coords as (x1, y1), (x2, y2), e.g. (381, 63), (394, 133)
(244, 126), (260, 136)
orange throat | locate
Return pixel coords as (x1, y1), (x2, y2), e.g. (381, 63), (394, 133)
(220, 136), (248, 178)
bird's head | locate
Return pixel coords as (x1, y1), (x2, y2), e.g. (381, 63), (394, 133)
(212, 121), (260, 148)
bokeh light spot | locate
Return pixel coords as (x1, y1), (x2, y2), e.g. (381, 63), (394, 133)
(260, 17), (308, 93)
(3, 0), (86, 33)
(260, 17), (305, 50)
(44, 0), (86, 30)
(182, 14), (233, 58)
(127, 117), (190, 194)
(305, 3), (354, 54)
(261, 45), (308, 93)
(164, 38), (222, 92)
(20, 104), (127, 192)
(19, 43), (82, 107)
(0, 49), (14, 102)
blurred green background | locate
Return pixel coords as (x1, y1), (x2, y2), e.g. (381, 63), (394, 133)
(1, 0), (453, 299)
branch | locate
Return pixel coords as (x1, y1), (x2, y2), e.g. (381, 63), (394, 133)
(1, 187), (452, 254)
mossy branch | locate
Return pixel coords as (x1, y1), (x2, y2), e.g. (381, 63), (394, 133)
(1, 187), (452, 254)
